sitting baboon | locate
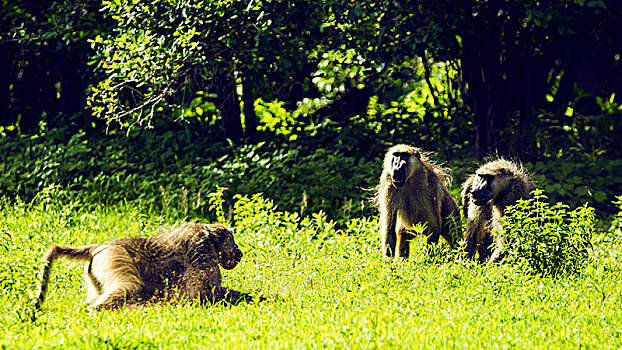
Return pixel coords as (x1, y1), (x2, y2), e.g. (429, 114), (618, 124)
(374, 144), (460, 258)
(35, 223), (262, 311)
(460, 159), (536, 263)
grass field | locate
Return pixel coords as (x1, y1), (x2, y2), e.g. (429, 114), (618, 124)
(2, 191), (622, 349)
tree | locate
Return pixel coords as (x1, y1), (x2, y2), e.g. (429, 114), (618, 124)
(88, 0), (335, 141)
(0, 0), (109, 132)
(457, 0), (622, 157)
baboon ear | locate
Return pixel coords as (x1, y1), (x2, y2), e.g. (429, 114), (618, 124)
(413, 150), (421, 159)
(212, 225), (229, 245)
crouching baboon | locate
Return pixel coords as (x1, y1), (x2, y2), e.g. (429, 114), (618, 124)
(35, 223), (263, 311)
(460, 159), (536, 263)
(374, 144), (460, 258)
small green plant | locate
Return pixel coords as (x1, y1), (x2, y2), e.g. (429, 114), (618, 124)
(498, 190), (594, 277)
(610, 195), (622, 234)
(404, 223), (454, 265)
(207, 186), (230, 225)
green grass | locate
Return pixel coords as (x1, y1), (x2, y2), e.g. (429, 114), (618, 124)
(2, 191), (622, 349)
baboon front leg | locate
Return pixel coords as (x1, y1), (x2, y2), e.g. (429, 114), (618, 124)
(179, 264), (222, 299)
(487, 229), (506, 264)
(207, 286), (264, 305)
(381, 212), (397, 257)
(395, 210), (414, 258)
(180, 265), (263, 305)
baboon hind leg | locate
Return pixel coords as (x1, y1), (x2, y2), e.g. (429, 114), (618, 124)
(395, 227), (411, 258)
(84, 263), (102, 306)
(425, 223), (441, 245)
(487, 228), (506, 264)
(463, 220), (479, 260)
(440, 208), (460, 248)
(476, 233), (494, 264)
(395, 210), (413, 258)
(88, 245), (144, 310)
(382, 229), (397, 258)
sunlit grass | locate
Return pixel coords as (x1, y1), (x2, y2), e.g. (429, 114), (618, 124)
(2, 192), (622, 348)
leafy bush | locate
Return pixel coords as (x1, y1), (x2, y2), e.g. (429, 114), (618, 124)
(497, 190), (594, 277)
(229, 191), (379, 260)
(529, 158), (622, 214)
(0, 125), (384, 223)
(589, 195), (622, 273)
(2, 119), (621, 227)
(611, 195), (622, 233)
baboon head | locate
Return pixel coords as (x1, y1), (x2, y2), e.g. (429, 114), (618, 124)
(212, 225), (243, 270)
(470, 162), (512, 206)
(385, 145), (421, 188)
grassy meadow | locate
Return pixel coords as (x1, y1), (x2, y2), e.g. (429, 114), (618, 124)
(2, 189), (622, 349)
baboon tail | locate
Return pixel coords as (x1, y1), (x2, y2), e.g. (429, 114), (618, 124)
(34, 244), (98, 310)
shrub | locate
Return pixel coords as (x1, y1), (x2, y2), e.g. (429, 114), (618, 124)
(497, 190), (594, 277)
(589, 195), (622, 273)
(611, 195), (622, 234)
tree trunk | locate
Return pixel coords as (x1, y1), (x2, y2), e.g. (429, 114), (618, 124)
(460, 4), (507, 158)
(518, 55), (533, 158)
(0, 43), (10, 126)
(213, 68), (243, 141)
(241, 73), (258, 141)
(462, 47), (492, 158)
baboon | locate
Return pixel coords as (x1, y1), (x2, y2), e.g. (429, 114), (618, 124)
(35, 223), (261, 311)
(460, 159), (536, 263)
(374, 144), (460, 258)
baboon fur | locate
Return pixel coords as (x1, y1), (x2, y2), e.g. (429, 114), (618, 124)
(460, 159), (536, 263)
(374, 144), (460, 258)
(35, 223), (260, 311)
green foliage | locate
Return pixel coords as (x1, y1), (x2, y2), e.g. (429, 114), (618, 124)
(207, 186), (230, 225)
(498, 190), (594, 277)
(312, 49), (368, 99)
(529, 158), (622, 213)
(0, 198), (40, 323)
(612, 195), (622, 233)
(0, 125), (380, 223)
(589, 195), (622, 275)
(532, 108), (622, 160)
(3, 119), (622, 230)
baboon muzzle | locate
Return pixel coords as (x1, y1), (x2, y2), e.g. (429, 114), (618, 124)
(391, 173), (407, 187)
(470, 175), (492, 205)
(471, 190), (492, 205)
(234, 249), (243, 261)
(391, 156), (408, 187)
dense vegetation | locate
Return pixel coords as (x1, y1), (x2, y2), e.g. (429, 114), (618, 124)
(2, 0), (621, 217)
(1, 0), (622, 347)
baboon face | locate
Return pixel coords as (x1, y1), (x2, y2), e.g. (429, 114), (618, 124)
(216, 228), (243, 270)
(389, 151), (420, 187)
(470, 171), (509, 205)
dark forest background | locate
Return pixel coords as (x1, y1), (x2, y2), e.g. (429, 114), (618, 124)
(1, 0), (621, 222)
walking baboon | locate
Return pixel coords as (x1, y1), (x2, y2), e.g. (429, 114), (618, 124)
(460, 159), (536, 263)
(374, 144), (460, 258)
(35, 223), (261, 311)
